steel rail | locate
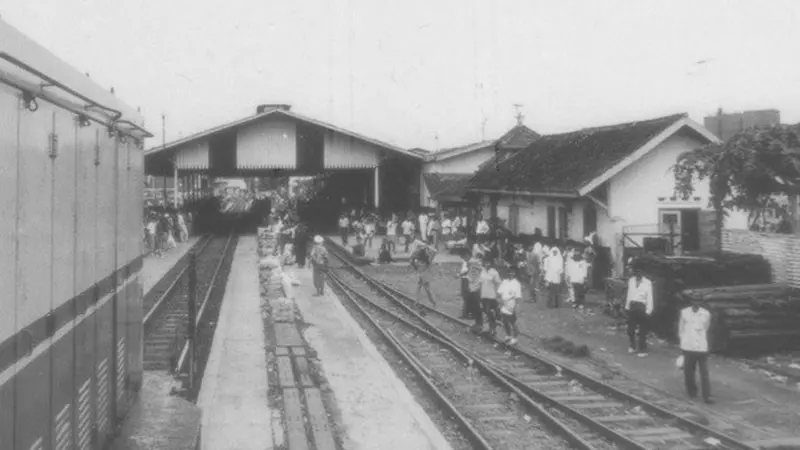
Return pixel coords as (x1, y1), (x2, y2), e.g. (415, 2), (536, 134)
(328, 270), (599, 450)
(376, 279), (758, 450)
(175, 233), (236, 374)
(142, 235), (213, 333)
(326, 240), (757, 450)
(328, 274), (494, 450)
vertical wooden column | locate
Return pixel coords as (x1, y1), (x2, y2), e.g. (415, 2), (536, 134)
(373, 166), (380, 209)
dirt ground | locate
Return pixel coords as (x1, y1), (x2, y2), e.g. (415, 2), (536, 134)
(363, 260), (800, 445)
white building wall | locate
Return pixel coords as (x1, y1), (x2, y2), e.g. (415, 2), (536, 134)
(423, 147), (495, 174)
(236, 119), (297, 169)
(420, 147), (496, 207)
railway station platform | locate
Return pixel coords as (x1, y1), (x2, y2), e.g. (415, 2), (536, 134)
(197, 234), (452, 449)
(141, 236), (201, 295)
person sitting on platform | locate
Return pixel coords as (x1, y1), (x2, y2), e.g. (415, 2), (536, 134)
(309, 235), (329, 296)
(378, 238), (393, 264)
(352, 235), (366, 257)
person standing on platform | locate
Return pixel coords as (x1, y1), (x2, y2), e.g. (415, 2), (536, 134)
(441, 214), (452, 247)
(410, 239), (437, 313)
(678, 296), (713, 404)
(401, 216), (415, 253)
(294, 222), (309, 268)
(478, 258), (502, 336)
(466, 254), (483, 332)
(309, 235), (329, 296)
(458, 249), (472, 319)
(386, 214), (398, 254)
(364, 216), (376, 249)
(418, 211), (429, 243)
(544, 246), (564, 308)
(498, 270), (522, 345)
(339, 213), (350, 246)
(566, 252), (588, 310)
(625, 263), (653, 357)
(527, 240), (543, 302)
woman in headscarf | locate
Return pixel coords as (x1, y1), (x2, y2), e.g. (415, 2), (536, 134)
(544, 246), (564, 308)
(309, 235), (329, 296)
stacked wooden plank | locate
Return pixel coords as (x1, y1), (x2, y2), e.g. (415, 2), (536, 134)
(604, 252), (773, 341)
(678, 285), (800, 354)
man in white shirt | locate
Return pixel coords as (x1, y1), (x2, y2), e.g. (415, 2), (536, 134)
(679, 297), (713, 404)
(401, 218), (415, 253)
(475, 216), (490, 236)
(338, 214), (350, 246)
(497, 271), (522, 345)
(566, 252), (588, 309)
(625, 263), (653, 357)
(418, 212), (429, 243)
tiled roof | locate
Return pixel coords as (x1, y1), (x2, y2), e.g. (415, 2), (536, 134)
(496, 124), (541, 149)
(423, 173), (473, 199)
(468, 114), (688, 195)
(424, 140), (495, 162)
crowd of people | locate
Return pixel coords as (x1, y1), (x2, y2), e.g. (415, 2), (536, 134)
(265, 203), (713, 404)
(143, 206), (192, 257)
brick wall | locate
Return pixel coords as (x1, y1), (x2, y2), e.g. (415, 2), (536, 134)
(722, 229), (800, 286)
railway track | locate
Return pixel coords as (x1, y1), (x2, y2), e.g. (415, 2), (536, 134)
(326, 241), (758, 450)
(143, 234), (235, 371)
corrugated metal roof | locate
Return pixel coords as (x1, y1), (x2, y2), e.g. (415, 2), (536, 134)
(145, 108), (421, 160)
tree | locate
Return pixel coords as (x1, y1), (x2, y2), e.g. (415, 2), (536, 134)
(673, 125), (800, 247)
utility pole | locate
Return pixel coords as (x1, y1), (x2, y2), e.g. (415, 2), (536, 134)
(481, 117), (488, 141)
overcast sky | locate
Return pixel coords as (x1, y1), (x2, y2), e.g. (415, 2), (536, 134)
(2, 0), (799, 150)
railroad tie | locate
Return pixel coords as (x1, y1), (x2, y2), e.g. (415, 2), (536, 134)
(460, 403), (505, 412)
(594, 414), (652, 423)
(476, 415), (519, 422)
(549, 395), (607, 402)
(633, 432), (694, 443)
(568, 402), (621, 409)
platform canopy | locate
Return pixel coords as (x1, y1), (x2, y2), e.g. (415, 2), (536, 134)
(144, 105), (422, 177)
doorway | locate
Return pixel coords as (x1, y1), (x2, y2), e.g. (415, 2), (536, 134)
(659, 208), (701, 253)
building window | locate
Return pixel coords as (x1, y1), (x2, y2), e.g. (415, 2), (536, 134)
(547, 205), (556, 238)
(558, 206), (568, 239)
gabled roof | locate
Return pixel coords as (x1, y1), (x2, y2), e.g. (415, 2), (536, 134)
(145, 107), (421, 160)
(496, 124), (541, 149)
(422, 124), (542, 163)
(424, 140), (495, 162)
(469, 114), (718, 197)
(423, 173), (473, 199)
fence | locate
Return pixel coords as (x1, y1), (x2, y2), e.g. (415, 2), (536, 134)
(722, 229), (800, 287)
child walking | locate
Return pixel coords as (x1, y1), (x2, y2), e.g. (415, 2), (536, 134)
(497, 271), (522, 345)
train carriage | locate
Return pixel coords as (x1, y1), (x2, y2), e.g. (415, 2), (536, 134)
(0, 18), (150, 450)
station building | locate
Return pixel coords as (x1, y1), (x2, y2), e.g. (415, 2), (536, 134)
(144, 105), (423, 226)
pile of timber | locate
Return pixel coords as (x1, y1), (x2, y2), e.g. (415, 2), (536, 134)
(678, 284), (800, 354)
(604, 252), (773, 340)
